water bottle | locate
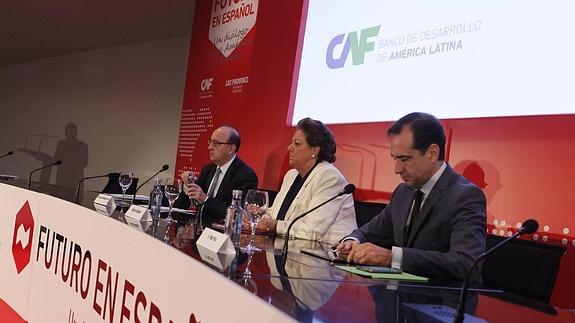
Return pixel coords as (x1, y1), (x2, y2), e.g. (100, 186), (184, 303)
(224, 190), (243, 246)
(224, 190), (241, 234)
(225, 207), (235, 236)
(149, 178), (163, 220)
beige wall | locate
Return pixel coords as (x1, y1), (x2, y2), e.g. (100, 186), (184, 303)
(0, 36), (190, 193)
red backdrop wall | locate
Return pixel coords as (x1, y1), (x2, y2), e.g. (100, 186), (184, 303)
(176, 0), (575, 308)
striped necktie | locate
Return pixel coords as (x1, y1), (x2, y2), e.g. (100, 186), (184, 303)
(206, 167), (221, 198)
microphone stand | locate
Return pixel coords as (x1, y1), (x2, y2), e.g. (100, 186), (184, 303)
(27, 160), (62, 190)
(454, 220), (538, 323)
(131, 165), (169, 205)
(281, 185), (354, 259)
(75, 174), (111, 204)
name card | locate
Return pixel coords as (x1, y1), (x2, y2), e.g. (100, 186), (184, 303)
(125, 204), (152, 221)
(196, 228), (235, 255)
(197, 245), (237, 270)
(124, 216), (153, 232)
(93, 194), (116, 216)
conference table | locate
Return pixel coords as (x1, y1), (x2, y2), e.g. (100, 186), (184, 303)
(1, 179), (574, 322)
(112, 210), (573, 322)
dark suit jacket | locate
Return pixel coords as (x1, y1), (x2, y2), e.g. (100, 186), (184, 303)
(177, 157), (258, 223)
(348, 164), (486, 281)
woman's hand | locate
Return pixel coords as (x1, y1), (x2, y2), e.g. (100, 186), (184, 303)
(242, 216), (277, 234)
(257, 217), (277, 234)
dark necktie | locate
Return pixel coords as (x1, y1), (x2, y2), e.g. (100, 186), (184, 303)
(197, 168), (222, 231)
(206, 167), (221, 198)
(404, 189), (424, 245)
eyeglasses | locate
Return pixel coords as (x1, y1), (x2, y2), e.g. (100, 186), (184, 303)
(208, 138), (233, 146)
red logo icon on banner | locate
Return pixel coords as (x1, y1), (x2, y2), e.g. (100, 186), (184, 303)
(12, 201), (35, 274)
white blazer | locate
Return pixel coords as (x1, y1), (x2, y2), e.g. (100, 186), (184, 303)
(266, 239), (344, 310)
(269, 161), (357, 244)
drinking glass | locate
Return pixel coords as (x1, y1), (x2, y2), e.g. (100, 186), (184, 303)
(164, 178), (181, 223)
(183, 171), (200, 212)
(118, 171), (134, 207)
(242, 189), (268, 253)
(239, 251), (258, 294)
(183, 170), (204, 235)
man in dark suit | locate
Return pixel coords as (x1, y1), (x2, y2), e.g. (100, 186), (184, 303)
(336, 112), (486, 281)
(180, 126), (258, 224)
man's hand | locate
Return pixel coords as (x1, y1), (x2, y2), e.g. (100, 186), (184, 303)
(180, 171), (197, 186)
(334, 240), (359, 260)
(346, 242), (392, 266)
(184, 183), (208, 203)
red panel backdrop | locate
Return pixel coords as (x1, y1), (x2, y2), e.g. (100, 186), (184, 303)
(176, 0), (575, 308)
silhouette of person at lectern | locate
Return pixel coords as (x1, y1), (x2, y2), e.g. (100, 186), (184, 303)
(53, 123), (89, 201)
(19, 122), (89, 201)
(54, 123), (89, 188)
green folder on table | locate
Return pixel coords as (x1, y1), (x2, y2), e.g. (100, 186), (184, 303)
(336, 265), (429, 282)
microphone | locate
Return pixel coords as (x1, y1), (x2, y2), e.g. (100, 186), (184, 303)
(75, 173), (113, 204)
(0, 151), (14, 159)
(454, 219), (539, 323)
(282, 184), (356, 257)
(27, 160), (62, 190)
(131, 164), (169, 204)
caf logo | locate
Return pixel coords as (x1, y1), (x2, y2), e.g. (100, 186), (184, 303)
(12, 201), (35, 274)
(201, 78), (214, 91)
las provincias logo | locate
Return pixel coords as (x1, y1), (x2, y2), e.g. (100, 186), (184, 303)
(12, 201), (35, 274)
